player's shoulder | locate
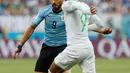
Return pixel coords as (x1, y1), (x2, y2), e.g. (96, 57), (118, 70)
(63, 1), (73, 5)
(40, 4), (52, 13)
(62, 1), (72, 10)
(62, 1), (79, 9)
(37, 4), (52, 16)
(63, 0), (79, 4)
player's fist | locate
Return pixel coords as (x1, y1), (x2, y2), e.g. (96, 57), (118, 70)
(13, 45), (22, 59)
(90, 7), (97, 15)
(102, 28), (112, 34)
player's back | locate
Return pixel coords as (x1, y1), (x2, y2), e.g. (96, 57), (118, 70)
(64, 9), (91, 46)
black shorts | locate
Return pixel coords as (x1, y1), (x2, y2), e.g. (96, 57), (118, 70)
(34, 43), (67, 72)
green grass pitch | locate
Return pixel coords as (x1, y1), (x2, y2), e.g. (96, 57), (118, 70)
(0, 58), (130, 73)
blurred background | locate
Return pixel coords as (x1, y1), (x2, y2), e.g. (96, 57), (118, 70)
(0, 0), (130, 73)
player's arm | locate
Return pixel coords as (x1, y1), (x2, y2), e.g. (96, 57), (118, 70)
(13, 24), (37, 59)
(88, 21), (112, 34)
(88, 7), (105, 31)
(13, 9), (45, 59)
(62, 1), (91, 15)
(17, 13), (45, 47)
(88, 7), (112, 34)
(92, 27), (112, 34)
(19, 24), (37, 47)
(89, 14), (105, 28)
(88, 19), (112, 34)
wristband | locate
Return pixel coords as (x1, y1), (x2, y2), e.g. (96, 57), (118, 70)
(17, 45), (22, 53)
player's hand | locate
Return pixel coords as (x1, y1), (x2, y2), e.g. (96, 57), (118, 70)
(102, 28), (112, 34)
(90, 7), (97, 15)
(13, 45), (22, 59)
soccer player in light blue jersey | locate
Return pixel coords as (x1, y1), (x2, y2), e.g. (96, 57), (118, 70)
(13, 0), (70, 73)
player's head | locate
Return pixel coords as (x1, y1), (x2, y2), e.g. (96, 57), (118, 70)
(50, 0), (64, 12)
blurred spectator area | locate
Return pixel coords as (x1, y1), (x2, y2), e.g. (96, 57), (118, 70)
(0, 0), (130, 39)
(0, 0), (49, 15)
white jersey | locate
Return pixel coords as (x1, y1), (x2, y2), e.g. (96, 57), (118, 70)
(53, 1), (103, 72)
(62, 1), (92, 46)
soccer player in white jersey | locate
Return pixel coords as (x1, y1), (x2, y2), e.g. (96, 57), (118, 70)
(49, 0), (112, 73)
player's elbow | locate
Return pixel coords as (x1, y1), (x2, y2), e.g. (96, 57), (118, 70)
(30, 24), (37, 29)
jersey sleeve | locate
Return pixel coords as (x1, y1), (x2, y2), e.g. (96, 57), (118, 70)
(88, 23), (101, 31)
(62, 1), (91, 15)
(88, 14), (105, 31)
(33, 9), (46, 25)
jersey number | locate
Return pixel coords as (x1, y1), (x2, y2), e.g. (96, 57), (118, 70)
(52, 21), (57, 29)
(80, 13), (88, 32)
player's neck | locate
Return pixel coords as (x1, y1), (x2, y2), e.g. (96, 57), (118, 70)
(53, 8), (62, 13)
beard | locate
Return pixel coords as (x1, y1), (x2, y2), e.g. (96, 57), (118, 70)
(52, 4), (62, 12)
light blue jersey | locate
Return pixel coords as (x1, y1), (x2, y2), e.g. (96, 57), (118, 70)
(33, 4), (66, 46)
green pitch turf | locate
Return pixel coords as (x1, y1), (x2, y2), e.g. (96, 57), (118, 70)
(0, 58), (130, 73)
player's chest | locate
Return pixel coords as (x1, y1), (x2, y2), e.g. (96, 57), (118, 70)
(45, 12), (64, 21)
(45, 13), (65, 29)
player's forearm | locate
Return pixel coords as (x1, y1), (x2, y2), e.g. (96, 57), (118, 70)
(88, 24), (105, 33)
(88, 23), (102, 31)
(92, 29), (104, 33)
(90, 14), (105, 28)
(19, 24), (36, 46)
